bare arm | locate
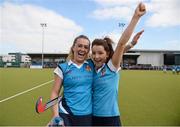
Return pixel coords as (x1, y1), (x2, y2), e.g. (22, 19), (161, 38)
(51, 74), (63, 117)
(124, 30), (144, 53)
(112, 3), (146, 69)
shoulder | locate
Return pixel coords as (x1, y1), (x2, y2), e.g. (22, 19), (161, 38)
(86, 59), (93, 64)
(86, 59), (94, 67)
(107, 59), (121, 73)
(58, 61), (68, 71)
(55, 61), (69, 79)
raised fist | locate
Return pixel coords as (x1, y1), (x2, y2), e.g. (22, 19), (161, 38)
(135, 2), (146, 17)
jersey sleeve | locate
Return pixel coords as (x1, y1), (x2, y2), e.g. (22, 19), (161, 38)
(54, 67), (63, 79)
(107, 59), (121, 73)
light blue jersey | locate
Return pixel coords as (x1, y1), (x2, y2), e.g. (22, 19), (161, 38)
(56, 59), (94, 115)
(93, 60), (120, 117)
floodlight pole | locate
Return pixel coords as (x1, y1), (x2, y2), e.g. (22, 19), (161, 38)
(40, 23), (47, 68)
(118, 22), (125, 68)
(118, 23), (125, 34)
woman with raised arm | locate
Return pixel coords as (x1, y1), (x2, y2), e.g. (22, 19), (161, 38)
(91, 3), (146, 126)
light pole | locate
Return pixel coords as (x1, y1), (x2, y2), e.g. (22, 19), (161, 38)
(40, 23), (47, 68)
(118, 22), (125, 68)
(118, 23), (125, 34)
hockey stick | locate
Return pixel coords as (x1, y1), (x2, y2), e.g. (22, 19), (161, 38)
(35, 96), (62, 114)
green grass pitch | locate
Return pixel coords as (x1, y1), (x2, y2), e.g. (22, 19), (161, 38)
(0, 68), (180, 126)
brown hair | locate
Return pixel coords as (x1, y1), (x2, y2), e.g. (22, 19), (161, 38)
(66, 35), (90, 61)
(91, 37), (114, 63)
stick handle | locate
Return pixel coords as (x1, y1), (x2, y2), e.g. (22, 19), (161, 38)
(45, 96), (62, 110)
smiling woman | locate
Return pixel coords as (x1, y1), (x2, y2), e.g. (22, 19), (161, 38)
(67, 35), (90, 65)
(49, 35), (94, 126)
(91, 2), (146, 126)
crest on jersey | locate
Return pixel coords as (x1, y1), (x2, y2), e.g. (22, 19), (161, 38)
(86, 65), (91, 71)
(101, 67), (106, 76)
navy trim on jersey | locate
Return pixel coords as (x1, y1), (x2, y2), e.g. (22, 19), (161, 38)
(57, 60), (94, 115)
(58, 64), (68, 77)
(58, 64), (62, 71)
(61, 98), (73, 115)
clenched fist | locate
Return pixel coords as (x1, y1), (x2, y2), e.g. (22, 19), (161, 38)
(135, 2), (146, 17)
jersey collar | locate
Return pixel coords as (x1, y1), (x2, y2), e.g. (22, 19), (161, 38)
(95, 63), (105, 73)
(68, 60), (88, 69)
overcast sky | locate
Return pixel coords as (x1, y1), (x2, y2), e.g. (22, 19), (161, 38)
(0, 0), (180, 54)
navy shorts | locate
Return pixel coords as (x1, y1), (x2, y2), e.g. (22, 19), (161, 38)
(92, 115), (121, 126)
(59, 113), (92, 126)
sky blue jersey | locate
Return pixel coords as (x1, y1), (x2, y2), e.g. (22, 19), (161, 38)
(93, 60), (120, 117)
(56, 59), (94, 115)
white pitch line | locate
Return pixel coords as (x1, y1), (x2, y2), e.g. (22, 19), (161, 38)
(0, 80), (53, 103)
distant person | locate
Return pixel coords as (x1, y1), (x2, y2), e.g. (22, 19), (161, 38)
(49, 35), (94, 126)
(91, 2), (146, 126)
(172, 66), (176, 74)
(163, 65), (167, 73)
(175, 66), (180, 74)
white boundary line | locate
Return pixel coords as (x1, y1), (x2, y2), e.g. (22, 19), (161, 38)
(0, 80), (53, 103)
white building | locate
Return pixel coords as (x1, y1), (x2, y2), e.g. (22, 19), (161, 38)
(137, 51), (164, 66)
(21, 54), (31, 63)
(2, 54), (16, 62)
(0, 53), (31, 67)
(124, 49), (180, 67)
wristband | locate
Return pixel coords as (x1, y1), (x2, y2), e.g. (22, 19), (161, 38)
(129, 43), (134, 48)
(129, 41), (136, 48)
(131, 41), (136, 45)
